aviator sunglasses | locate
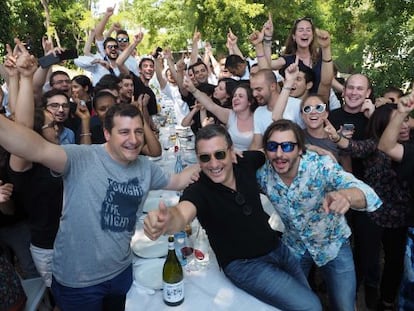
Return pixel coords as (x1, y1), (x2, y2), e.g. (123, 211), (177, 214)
(198, 149), (228, 163)
(117, 38), (129, 43)
(266, 141), (297, 153)
(302, 103), (326, 114)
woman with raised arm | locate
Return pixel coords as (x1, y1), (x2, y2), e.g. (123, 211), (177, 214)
(184, 77), (256, 151)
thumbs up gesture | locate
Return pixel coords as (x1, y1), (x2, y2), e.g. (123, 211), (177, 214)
(144, 201), (170, 240)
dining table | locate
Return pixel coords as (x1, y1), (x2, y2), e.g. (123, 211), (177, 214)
(125, 123), (283, 310)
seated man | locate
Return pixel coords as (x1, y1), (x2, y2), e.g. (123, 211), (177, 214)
(144, 124), (322, 311)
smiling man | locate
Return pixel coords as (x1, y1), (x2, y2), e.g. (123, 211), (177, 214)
(256, 119), (382, 311)
(0, 104), (198, 311)
(144, 124), (322, 311)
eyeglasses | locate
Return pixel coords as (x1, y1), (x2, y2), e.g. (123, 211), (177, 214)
(106, 44), (119, 50)
(42, 120), (57, 130)
(52, 79), (71, 85)
(198, 149), (228, 163)
(117, 38), (129, 43)
(302, 103), (326, 114)
(46, 102), (71, 110)
(235, 192), (252, 216)
(266, 141), (298, 153)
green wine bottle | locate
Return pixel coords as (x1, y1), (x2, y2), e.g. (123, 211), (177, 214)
(163, 235), (184, 306)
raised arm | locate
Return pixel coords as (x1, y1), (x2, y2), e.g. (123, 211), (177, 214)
(94, 6), (115, 41)
(154, 52), (167, 90)
(83, 29), (96, 56)
(249, 30), (270, 69)
(2, 43), (19, 115)
(116, 32), (143, 74)
(183, 76), (230, 124)
(316, 29), (334, 104)
(226, 28), (243, 58)
(262, 13), (274, 67)
(272, 58), (299, 121)
(378, 91), (414, 161)
(189, 29), (201, 65)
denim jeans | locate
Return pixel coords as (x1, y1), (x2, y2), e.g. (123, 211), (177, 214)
(223, 242), (322, 311)
(51, 265), (132, 311)
(300, 241), (356, 311)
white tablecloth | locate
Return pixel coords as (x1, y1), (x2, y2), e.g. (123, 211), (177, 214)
(125, 252), (279, 311)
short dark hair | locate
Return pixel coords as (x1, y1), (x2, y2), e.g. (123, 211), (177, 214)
(279, 60), (315, 83)
(116, 30), (129, 37)
(225, 54), (245, 70)
(103, 37), (117, 49)
(188, 60), (208, 74)
(92, 91), (117, 110)
(49, 70), (70, 86)
(94, 74), (121, 94)
(41, 89), (70, 108)
(138, 57), (154, 69)
(119, 73), (133, 81)
(383, 86), (404, 99)
(262, 119), (306, 153)
(195, 124), (233, 154)
(103, 103), (144, 133)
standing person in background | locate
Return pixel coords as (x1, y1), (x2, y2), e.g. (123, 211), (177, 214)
(144, 124), (322, 311)
(326, 103), (413, 310)
(256, 119), (382, 311)
(184, 77), (256, 151)
(378, 90), (414, 310)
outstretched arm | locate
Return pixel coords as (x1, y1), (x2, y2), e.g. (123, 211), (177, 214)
(183, 75), (230, 124)
(116, 32), (143, 74)
(95, 6), (115, 41)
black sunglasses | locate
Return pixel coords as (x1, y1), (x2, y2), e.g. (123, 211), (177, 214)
(235, 192), (252, 216)
(106, 44), (119, 50)
(266, 141), (297, 153)
(198, 149), (227, 163)
(117, 38), (129, 43)
(302, 103), (326, 114)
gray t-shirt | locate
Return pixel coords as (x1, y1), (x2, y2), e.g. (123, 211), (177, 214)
(52, 144), (169, 287)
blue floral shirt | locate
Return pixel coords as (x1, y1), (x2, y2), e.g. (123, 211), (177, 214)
(256, 151), (382, 266)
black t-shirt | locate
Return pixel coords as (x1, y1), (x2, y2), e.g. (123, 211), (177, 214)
(328, 108), (369, 179)
(131, 73), (158, 115)
(181, 83), (216, 134)
(8, 163), (63, 249)
(180, 151), (279, 268)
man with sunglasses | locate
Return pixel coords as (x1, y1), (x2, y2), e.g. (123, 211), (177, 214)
(145, 124), (322, 310)
(93, 6), (139, 77)
(256, 119), (382, 311)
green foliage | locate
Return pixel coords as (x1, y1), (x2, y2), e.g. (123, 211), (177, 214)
(1, 0), (412, 93)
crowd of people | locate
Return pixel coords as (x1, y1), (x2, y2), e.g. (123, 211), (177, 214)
(0, 6), (413, 311)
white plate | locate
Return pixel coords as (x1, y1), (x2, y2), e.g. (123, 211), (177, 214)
(131, 229), (168, 258)
(134, 258), (165, 289)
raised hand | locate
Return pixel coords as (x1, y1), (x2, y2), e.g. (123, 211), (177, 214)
(183, 75), (197, 93)
(15, 40), (38, 77)
(249, 29), (264, 46)
(144, 201), (170, 240)
(316, 29), (331, 48)
(263, 12), (274, 38)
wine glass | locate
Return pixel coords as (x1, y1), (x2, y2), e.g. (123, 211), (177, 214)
(162, 137), (174, 161)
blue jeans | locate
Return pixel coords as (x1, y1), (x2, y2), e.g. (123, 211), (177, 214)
(300, 241), (356, 311)
(223, 242), (322, 311)
(51, 265), (132, 311)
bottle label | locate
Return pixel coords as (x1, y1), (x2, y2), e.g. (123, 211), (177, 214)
(163, 280), (184, 303)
